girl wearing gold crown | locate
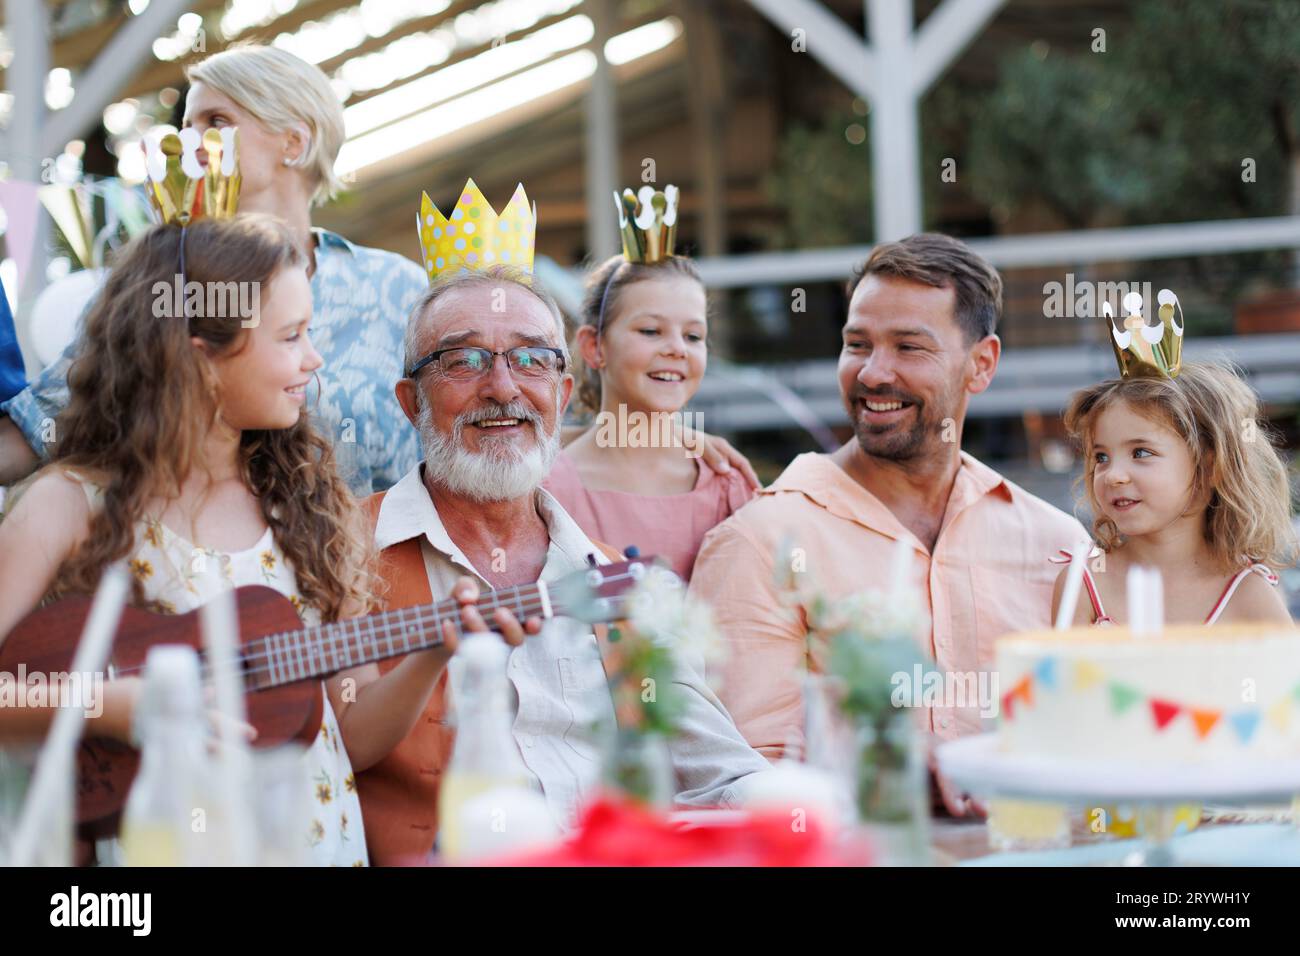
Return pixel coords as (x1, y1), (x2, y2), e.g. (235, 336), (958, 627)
(543, 186), (755, 582)
(0, 214), (467, 866)
(1051, 294), (1295, 626)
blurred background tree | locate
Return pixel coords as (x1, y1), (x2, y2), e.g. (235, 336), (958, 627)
(969, 0), (1300, 229)
(765, 103), (873, 249)
(768, 0), (1300, 246)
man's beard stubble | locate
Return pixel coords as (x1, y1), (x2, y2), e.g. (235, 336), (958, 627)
(847, 384), (955, 464)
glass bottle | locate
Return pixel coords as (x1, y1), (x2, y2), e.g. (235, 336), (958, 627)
(119, 646), (213, 867)
(438, 634), (535, 862)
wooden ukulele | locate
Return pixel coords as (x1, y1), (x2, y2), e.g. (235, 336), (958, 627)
(0, 555), (657, 838)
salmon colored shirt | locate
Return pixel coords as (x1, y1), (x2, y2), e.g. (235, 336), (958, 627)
(688, 451), (1088, 759)
(542, 450), (754, 582)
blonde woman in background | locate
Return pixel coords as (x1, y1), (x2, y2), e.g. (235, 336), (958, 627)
(0, 44), (426, 495)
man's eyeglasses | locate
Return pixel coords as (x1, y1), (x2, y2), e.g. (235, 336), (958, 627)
(406, 346), (567, 381)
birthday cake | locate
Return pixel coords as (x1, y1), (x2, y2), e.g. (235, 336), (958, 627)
(996, 626), (1300, 762)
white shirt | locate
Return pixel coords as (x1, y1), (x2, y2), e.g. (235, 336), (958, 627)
(373, 464), (770, 829)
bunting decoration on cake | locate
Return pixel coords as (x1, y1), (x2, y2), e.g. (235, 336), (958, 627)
(1072, 660), (1105, 691)
(1189, 709), (1221, 740)
(1001, 655), (1300, 748)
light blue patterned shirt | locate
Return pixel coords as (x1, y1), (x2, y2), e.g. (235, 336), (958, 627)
(0, 229), (428, 495)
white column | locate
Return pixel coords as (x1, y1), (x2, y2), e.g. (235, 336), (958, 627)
(867, 0), (921, 242)
(6, 0), (47, 182)
(745, 0), (1006, 244)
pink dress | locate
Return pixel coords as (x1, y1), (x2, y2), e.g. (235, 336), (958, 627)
(543, 451), (755, 582)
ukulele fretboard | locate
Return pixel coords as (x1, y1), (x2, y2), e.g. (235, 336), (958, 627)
(241, 581), (555, 690)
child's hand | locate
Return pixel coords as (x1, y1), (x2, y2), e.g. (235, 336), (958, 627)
(98, 677), (257, 747)
(198, 683), (259, 748)
(93, 677), (144, 743)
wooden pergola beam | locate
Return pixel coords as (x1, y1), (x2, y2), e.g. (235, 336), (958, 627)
(315, 0), (494, 79)
(318, 52), (688, 248)
(343, 7), (584, 109)
(116, 0), (378, 100)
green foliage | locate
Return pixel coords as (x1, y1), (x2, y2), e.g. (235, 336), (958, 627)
(765, 108), (873, 248)
(968, 0), (1300, 228)
(827, 626), (932, 724)
(967, 49), (1143, 228)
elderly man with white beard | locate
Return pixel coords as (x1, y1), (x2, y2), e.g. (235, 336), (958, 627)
(345, 266), (770, 865)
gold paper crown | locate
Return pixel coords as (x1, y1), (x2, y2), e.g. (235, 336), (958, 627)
(416, 178), (536, 283)
(614, 184), (678, 264)
(1103, 289), (1185, 379)
(144, 127), (241, 226)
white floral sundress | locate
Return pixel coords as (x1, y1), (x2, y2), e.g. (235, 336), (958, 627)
(71, 477), (367, 867)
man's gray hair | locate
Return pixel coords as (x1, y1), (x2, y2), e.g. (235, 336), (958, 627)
(403, 265), (571, 378)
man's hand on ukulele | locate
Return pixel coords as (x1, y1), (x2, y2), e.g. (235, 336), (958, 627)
(438, 576), (543, 655)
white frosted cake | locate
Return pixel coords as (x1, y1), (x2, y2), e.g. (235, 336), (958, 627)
(996, 626), (1300, 762)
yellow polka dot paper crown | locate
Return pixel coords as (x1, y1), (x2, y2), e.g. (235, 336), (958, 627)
(144, 127), (242, 226)
(1102, 289), (1185, 379)
(416, 178), (536, 282)
(614, 184), (678, 264)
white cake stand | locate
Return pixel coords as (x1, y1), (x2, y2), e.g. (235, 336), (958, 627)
(937, 734), (1300, 866)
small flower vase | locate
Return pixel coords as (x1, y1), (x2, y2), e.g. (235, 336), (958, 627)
(854, 708), (930, 865)
(601, 729), (673, 808)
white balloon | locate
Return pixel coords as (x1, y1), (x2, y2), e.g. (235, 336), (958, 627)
(30, 269), (107, 368)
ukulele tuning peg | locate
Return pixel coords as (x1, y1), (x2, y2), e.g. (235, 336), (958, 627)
(586, 553), (599, 568)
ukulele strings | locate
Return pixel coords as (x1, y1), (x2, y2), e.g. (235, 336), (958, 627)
(239, 593), (555, 681)
(233, 564), (643, 683)
(108, 567), (639, 684)
(105, 593), (553, 682)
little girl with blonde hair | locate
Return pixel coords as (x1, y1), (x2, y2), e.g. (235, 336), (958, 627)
(1053, 361), (1295, 626)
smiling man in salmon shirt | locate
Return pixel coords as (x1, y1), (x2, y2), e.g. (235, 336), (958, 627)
(689, 233), (1087, 816)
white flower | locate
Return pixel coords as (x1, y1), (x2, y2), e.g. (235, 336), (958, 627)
(810, 587), (928, 642)
(628, 566), (727, 667)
